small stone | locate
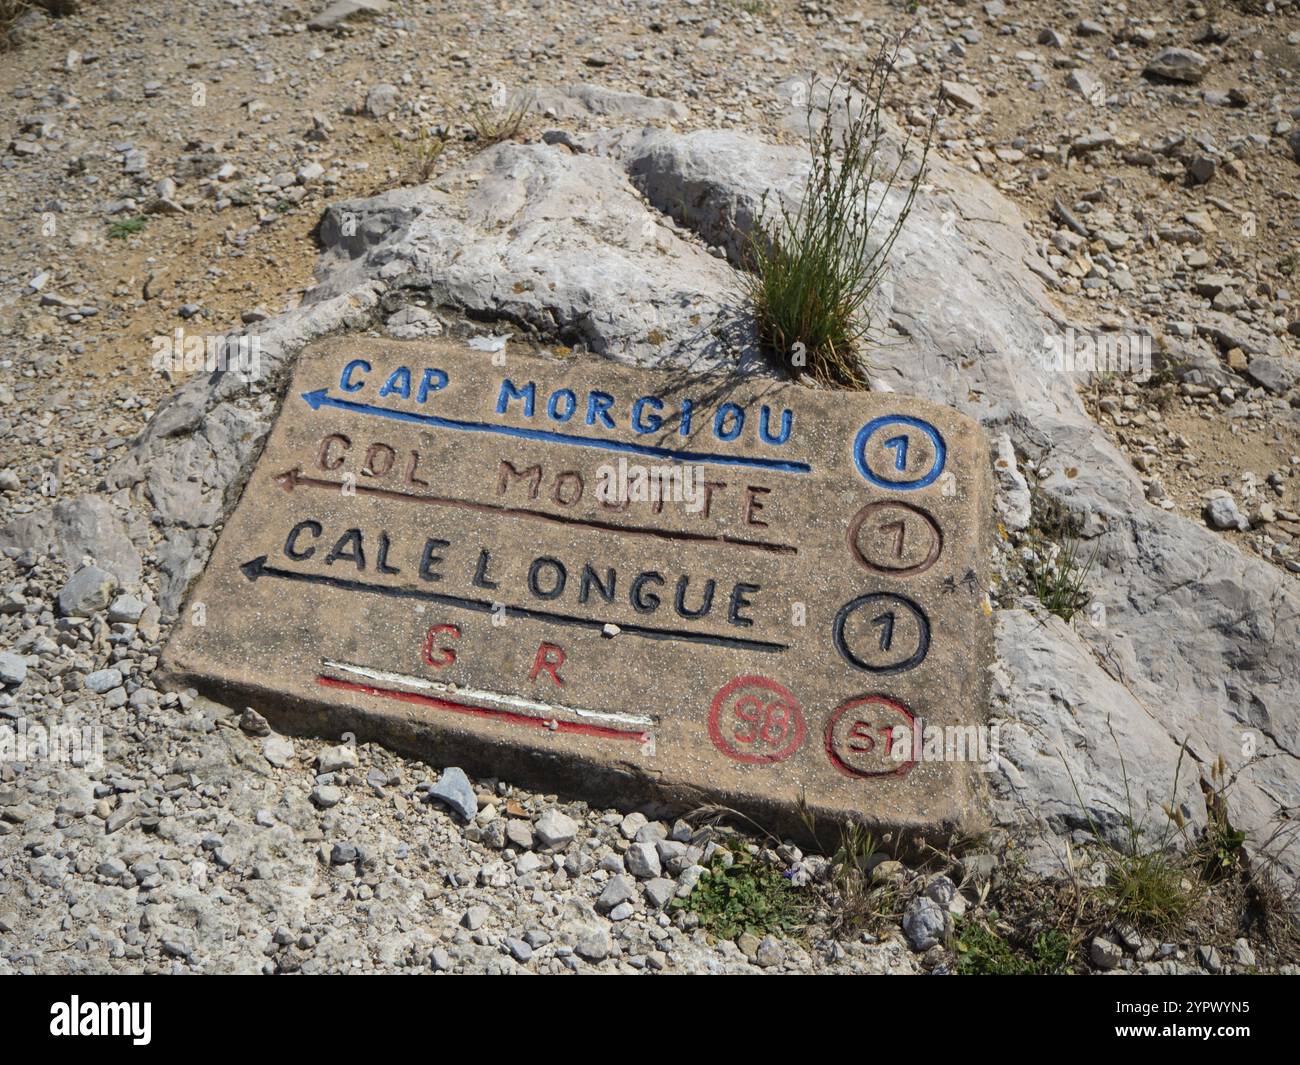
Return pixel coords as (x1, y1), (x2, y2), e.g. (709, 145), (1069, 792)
(107, 594), (146, 623)
(1230, 940), (1256, 968)
(1245, 355), (1300, 396)
(239, 708), (271, 736)
(643, 877), (676, 909)
(0, 652), (27, 688)
(903, 896), (948, 951)
(624, 841), (662, 879)
(940, 80), (982, 111)
(596, 874), (637, 913)
(1204, 494), (1248, 532)
(364, 83), (399, 118)
(1090, 936), (1123, 970)
(255, 731), (293, 767)
(57, 566), (118, 616)
(1186, 155), (1216, 185)
(535, 808), (578, 849)
(1144, 47), (1209, 84)
(430, 947), (453, 972)
(575, 929), (612, 961)
(84, 668), (124, 695)
(105, 805), (135, 834)
(1197, 944), (1223, 974)
(462, 905), (489, 930)
(504, 937), (532, 962)
(317, 743), (359, 774)
(755, 935), (784, 968)
(1066, 70), (1104, 101)
(428, 766), (476, 820)
(311, 785), (343, 808)
(330, 842), (358, 864)
(505, 818), (534, 850)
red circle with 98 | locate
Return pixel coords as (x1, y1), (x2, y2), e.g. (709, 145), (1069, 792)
(824, 695), (916, 778)
(708, 676), (805, 764)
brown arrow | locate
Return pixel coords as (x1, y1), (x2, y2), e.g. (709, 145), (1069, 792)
(271, 466), (796, 556)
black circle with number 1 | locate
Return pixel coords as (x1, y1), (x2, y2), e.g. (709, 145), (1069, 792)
(832, 592), (931, 675)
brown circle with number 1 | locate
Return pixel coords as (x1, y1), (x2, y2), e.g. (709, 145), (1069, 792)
(824, 694), (917, 778)
(708, 675), (806, 765)
(847, 500), (943, 576)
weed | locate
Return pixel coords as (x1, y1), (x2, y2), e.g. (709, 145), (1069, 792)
(743, 43), (931, 388)
(397, 127), (448, 184)
(1062, 727), (1202, 935)
(108, 216), (147, 239)
(674, 847), (811, 941)
(1030, 535), (1097, 623)
(469, 91), (534, 148)
(1197, 757), (1248, 883)
(954, 913), (1071, 975)
(1, 0), (27, 51)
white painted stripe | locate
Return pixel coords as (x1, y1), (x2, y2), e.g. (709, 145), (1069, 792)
(321, 659), (656, 728)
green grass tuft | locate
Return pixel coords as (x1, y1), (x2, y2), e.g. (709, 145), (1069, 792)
(743, 46), (930, 388)
(108, 216), (147, 239)
(1031, 535), (1097, 623)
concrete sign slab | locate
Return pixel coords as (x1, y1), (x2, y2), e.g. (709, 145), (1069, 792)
(162, 338), (993, 838)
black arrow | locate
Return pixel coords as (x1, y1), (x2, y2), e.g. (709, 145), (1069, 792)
(239, 556), (787, 654)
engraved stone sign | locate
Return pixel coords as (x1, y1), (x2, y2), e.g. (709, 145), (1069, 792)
(163, 338), (993, 838)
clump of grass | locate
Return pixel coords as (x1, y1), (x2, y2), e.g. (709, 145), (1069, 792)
(1, 1), (29, 51)
(674, 847), (810, 941)
(401, 127), (448, 183)
(1101, 845), (1199, 934)
(1030, 535), (1097, 623)
(743, 45), (931, 388)
(108, 216), (147, 239)
(954, 914), (1071, 975)
(1064, 728), (1202, 935)
(1197, 757), (1247, 883)
(469, 91), (534, 148)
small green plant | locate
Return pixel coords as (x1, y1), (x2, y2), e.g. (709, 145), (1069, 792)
(469, 91), (534, 148)
(674, 847), (810, 940)
(1030, 535), (1097, 623)
(1197, 757), (1248, 883)
(1278, 253), (1296, 277)
(1102, 845), (1197, 933)
(1063, 727), (1202, 935)
(954, 914), (1072, 975)
(743, 44), (931, 388)
(397, 127), (448, 184)
(108, 216), (147, 238)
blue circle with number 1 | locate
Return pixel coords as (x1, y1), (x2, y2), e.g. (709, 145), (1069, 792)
(853, 415), (946, 490)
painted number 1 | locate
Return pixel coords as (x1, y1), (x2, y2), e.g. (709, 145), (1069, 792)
(884, 434), (909, 472)
(872, 611), (895, 651)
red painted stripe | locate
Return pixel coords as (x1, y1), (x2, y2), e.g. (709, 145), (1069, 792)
(315, 675), (649, 744)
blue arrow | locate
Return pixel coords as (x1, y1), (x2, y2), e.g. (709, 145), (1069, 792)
(299, 389), (812, 474)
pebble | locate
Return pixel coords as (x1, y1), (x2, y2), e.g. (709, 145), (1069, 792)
(428, 766), (477, 820)
(0, 652), (27, 688)
(535, 809), (578, 850)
